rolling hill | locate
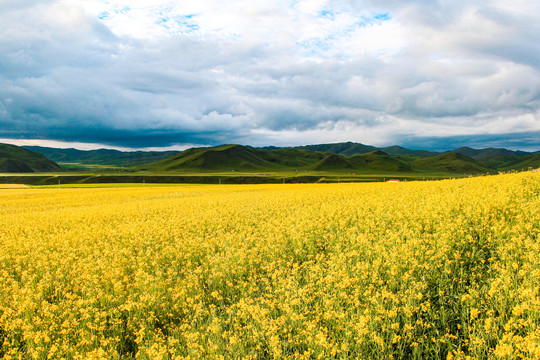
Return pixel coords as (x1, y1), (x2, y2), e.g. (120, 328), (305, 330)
(451, 147), (523, 160)
(295, 141), (379, 156)
(347, 151), (413, 172)
(148, 146), (425, 174)
(411, 152), (494, 174)
(147, 145), (331, 172)
(380, 145), (439, 158)
(0, 143), (62, 173)
(24, 146), (178, 166)
(148, 144), (278, 171)
(496, 153), (540, 171)
(20, 141), (539, 175)
(312, 153), (354, 170)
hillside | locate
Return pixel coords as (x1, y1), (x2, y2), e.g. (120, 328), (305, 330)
(451, 147), (521, 160)
(347, 150), (412, 172)
(148, 145), (414, 173)
(381, 145), (439, 158)
(24, 146), (178, 166)
(312, 153), (354, 170)
(295, 142), (379, 156)
(14, 142), (539, 176)
(411, 152), (494, 174)
(0, 143), (62, 173)
(496, 153), (540, 171)
(148, 145), (279, 171)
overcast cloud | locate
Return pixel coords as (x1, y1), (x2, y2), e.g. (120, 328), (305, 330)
(0, 0), (539, 150)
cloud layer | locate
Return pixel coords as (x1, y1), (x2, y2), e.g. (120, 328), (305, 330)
(1, 0), (539, 150)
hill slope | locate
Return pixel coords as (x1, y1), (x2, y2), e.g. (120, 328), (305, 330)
(451, 147), (521, 160)
(296, 142), (379, 156)
(24, 146), (178, 166)
(381, 145), (439, 158)
(16, 142), (539, 175)
(0, 143), (62, 173)
(347, 151), (413, 172)
(312, 153), (354, 170)
(148, 145), (414, 173)
(148, 145), (280, 171)
(496, 153), (540, 171)
(412, 152), (494, 174)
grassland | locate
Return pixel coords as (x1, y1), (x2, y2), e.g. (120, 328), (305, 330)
(4, 142), (535, 185)
(0, 143), (61, 173)
(0, 171), (539, 359)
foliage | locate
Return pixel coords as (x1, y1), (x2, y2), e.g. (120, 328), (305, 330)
(0, 172), (539, 359)
(23, 146), (178, 167)
(0, 144), (61, 173)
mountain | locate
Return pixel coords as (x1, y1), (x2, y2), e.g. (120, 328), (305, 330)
(496, 153), (540, 171)
(148, 144), (277, 171)
(451, 147), (521, 160)
(309, 150), (412, 172)
(17, 141), (539, 175)
(24, 146), (178, 166)
(381, 145), (439, 158)
(148, 145), (331, 171)
(293, 142), (439, 157)
(148, 145), (413, 173)
(347, 150), (412, 172)
(312, 153), (354, 170)
(295, 142), (379, 156)
(411, 152), (494, 174)
(290, 142), (537, 172)
(0, 143), (62, 173)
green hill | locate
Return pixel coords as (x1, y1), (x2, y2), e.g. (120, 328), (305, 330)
(497, 153), (540, 171)
(10, 142), (537, 176)
(24, 142), (539, 175)
(296, 142), (379, 156)
(381, 145), (439, 158)
(412, 152), (494, 174)
(261, 148), (327, 168)
(347, 150), (413, 172)
(449, 147), (540, 171)
(312, 154), (354, 170)
(148, 145), (500, 175)
(451, 147), (520, 160)
(148, 145), (279, 171)
(0, 143), (62, 173)
(148, 145), (413, 173)
(24, 146), (178, 166)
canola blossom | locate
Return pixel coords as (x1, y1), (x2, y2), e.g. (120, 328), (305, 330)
(0, 172), (539, 359)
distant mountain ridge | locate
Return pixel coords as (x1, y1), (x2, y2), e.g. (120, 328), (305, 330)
(411, 152), (493, 174)
(146, 144), (490, 174)
(22, 141), (540, 174)
(24, 146), (178, 166)
(295, 142), (440, 157)
(449, 146), (526, 159)
(296, 142), (379, 156)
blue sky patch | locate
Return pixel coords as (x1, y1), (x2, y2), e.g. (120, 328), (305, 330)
(374, 13), (391, 21)
(319, 10), (336, 19)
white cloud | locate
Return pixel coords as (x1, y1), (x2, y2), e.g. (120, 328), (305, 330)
(0, 0), (539, 150)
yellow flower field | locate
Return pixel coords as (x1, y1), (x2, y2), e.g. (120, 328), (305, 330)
(0, 172), (539, 359)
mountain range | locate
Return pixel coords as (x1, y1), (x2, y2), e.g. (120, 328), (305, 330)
(24, 146), (178, 167)
(144, 144), (516, 174)
(0, 141), (537, 175)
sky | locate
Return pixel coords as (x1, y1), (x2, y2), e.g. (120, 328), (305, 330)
(1, 0), (539, 151)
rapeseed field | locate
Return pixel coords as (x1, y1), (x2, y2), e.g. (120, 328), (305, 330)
(0, 172), (539, 359)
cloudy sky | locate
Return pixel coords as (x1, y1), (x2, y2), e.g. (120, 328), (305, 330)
(1, 0), (539, 151)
